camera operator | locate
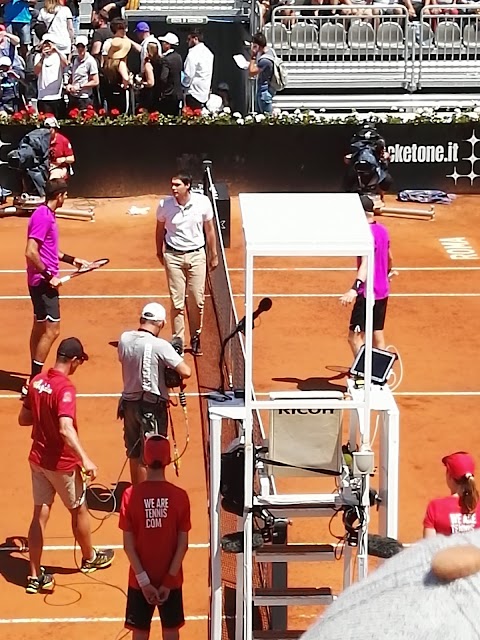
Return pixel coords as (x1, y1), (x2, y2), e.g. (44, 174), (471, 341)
(344, 124), (392, 200)
(0, 55), (22, 116)
(118, 303), (191, 486)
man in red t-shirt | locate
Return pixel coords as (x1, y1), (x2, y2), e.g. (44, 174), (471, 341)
(45, 117), (75, 180)
(119, 435), (191, 640)
(18, 337), (114, 594)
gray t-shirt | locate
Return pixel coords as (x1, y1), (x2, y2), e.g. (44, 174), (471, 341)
(118, 329), (182, 402)
(71, 53), (98, 99)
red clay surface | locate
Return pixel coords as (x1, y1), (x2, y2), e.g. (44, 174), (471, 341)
(0, 193), (479, 637)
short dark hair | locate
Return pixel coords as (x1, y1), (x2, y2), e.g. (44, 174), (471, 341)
(188, 29), (203, 41)
(45, 178), (68, 199)
(149, 460), (164, 469)
(172, 173), (192, 189)
(110, 17), (126, 34)
(252, 32), (267, 48)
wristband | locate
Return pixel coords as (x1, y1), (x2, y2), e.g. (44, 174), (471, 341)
(352, 278), (363, 292)
(162, 573), (177, 589)
(61, 253), (76, 265)
(135, 571), (150, 588)
(41, 269), (53, 282)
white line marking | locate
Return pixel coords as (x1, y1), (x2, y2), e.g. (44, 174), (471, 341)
(1, 266), (480, 273)
(0, 616), (208, 624)
(0, 543), (209, 552)
(1, 293), (480, 300)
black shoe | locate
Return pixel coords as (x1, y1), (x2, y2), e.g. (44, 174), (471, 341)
(171, 337), (184, 356)
(26, 568), (55, 594)
(80, 548), (115, 573)
(191, 335), (203, 357)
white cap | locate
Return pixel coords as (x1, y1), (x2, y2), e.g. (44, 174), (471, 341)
(76, 35), (89, 47)
(44, 116), (60, 129)
(0, 56), (11, 67)
(141, 302), (166, 323)
(158, 32), (179, 46)
(41, 33), (57, 44)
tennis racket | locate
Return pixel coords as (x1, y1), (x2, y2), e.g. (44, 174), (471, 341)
(59, 258), (110, 284)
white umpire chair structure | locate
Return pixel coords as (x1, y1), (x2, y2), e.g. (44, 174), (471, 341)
(208, 193), (400, 640)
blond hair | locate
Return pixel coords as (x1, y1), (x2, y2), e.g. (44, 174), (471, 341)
(44, 0), (61, 13)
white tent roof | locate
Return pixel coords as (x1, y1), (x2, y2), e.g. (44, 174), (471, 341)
(239, 193), (373, 257)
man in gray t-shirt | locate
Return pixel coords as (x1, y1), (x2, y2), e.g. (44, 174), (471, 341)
(118, 302), (191, 485)
(66, 35), (99, 111)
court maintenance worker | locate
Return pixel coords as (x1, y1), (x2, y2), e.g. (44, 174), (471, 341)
(118, 302), (191, 486)
(156, 172), (218, 358)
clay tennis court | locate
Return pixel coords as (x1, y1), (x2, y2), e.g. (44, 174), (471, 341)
(0, 192), (479, 639)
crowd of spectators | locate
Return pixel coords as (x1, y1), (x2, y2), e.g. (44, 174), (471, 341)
(0, 0), (217, 119)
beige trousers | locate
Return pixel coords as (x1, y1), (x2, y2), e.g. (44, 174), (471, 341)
(164, 247), (207, 344)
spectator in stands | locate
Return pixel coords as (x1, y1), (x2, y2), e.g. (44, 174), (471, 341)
(130, 21), (160, 74)
(34, 35), (68, 118)
(91, 0), (126, 23)
(372, 0), (416, 20)
(424, 0), (459, 17)
(341, 0), (376, 21)
(90, 10), (112, 60)
(0, 22), (24, 76)
(66, 35), (99, 110)
(46, 116), (75, 180)
(66, 0), (79, 35)
(248, 32), (275, 115)
(268, 0), (297, 25)
(2, 0), (34, 59)
(424, 452), (480, 537)
(101, 17), (127, 61)
(157, 32), (182, 116)
(182, 29), (214, 111)
(138, 41), (162, 112)
(36, 0), (74, 59)
(0, 55), (22, 115)
(102, 36), (132, 113)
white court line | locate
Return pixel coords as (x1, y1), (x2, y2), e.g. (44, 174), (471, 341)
(0, 543), (209, 553)
(0, 616), (208, 624)
(1, 292), (480, 300)
(1, 266), (480, 274)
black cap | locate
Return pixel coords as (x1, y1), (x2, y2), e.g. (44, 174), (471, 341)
(57, 337), (89, 361)
(360, 194), (375, 213)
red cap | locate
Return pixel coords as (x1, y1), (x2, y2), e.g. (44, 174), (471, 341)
(0, 25), (6, 32)
(442, 451), (475, 481)
(144, 435), (171, 467)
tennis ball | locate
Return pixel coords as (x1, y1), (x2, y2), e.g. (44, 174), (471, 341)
(431, 545), (480, 582)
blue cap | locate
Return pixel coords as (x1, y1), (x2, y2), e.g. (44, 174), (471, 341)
(135, 21), (150, 32)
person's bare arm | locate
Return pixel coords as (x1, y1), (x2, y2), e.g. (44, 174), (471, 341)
(204, 218), (218, 270)
(123, 531), (161, 604)
(143, 61), (154, 88)
(248, 55), (259, 77)
(58, 416), (97, 478)
(423, 527), (437, 539)
(118, 60), (131, 87)
(2, 31), (20, 46)
(388, 248), (393, 274)
(91, 40), (102, 56)
(174, 361), (191, 380)
(25, 238), (62, 287)
(67, 16), (75, 43)
(18, 405), (33, 426)
(33, 55), (44, 76)
(156, 219), (165, 265)
(129, 39), (142, 53)
(340, 256), (367, 305)
(158, 531), (189, 602)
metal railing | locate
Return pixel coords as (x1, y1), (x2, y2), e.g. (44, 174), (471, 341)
(267, 4), (480, 92)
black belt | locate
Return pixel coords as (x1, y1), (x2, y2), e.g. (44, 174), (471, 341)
(165, 243), (204, 255)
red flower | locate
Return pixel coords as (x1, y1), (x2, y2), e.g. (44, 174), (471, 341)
(137, 107), (146, 114)
(182, 106), (193, 117)
(110, 108), (120, 116)
(44, 112), (55, 119)
(148, 111), (159, 122)
(83, 111), (94, 120)
(26, 105), (35, 115)
(193, 108), (203, 117)
(98, 108), (106, 116)
(12, 111), (23, 121)
(69, 108), (80, 118)
(37, 113), (46, 121)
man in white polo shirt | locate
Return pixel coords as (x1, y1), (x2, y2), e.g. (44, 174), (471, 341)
(118, 302), (191, 485)
(156, 173), (218, 358)
(182, 29), (214, 110)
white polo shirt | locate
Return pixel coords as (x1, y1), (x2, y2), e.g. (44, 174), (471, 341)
(156, 192), (213, 252)
(34, 51), (64, 100)
(118, 329), (183, 402)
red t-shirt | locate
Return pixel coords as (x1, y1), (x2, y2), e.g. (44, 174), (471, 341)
(423, 495), (480, 536)
(50, 133), (73, 165)
(26, 369), (81, 472)
(119, 480), (191, 589)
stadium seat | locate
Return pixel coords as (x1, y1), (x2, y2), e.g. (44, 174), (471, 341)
(376, 22), (405, 53)
(406, 21), (435, 48)
(348, 22), (376, 52)
(435, 21), (463, 51)
(265, 23), (291, 53)
(463, 23), (480, 50)
(290, 23), (320, 51)
(319, 22), (348, 51)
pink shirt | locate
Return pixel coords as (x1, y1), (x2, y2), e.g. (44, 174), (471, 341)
(423, 495), (480, 536)
(358, 221), (390, 300)
(26, 205), (59, 287)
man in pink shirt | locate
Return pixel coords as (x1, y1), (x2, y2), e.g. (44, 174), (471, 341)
(340, 195), (394, 355)
(24, 179), (90, 395)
